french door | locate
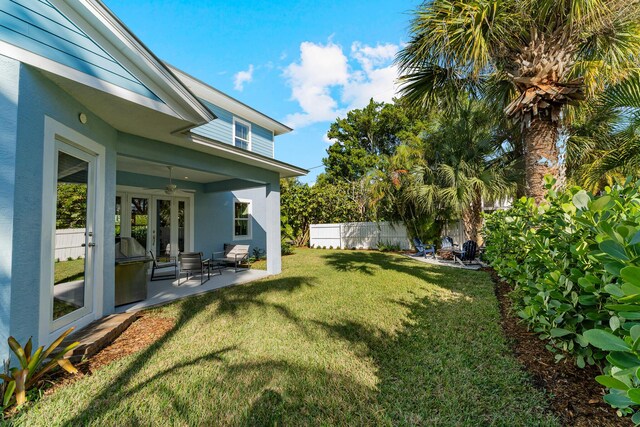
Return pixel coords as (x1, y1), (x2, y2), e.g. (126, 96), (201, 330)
(51, 142), (97, 328)
(117, 193), (191, 258)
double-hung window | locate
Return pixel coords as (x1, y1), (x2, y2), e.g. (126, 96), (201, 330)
(234, 200), (251, 239)
(233, 118), (251, 150)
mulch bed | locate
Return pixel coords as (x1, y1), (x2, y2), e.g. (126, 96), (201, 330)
(41, 314), (175, 396)
(487, 268), (632, 427)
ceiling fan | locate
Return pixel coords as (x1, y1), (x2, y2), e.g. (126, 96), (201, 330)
(146, 166), (196, 195)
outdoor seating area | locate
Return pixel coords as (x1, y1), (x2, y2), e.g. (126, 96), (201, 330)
(212, 244), (250, 272)
(408, 236), (485, 270)
(115, 267), (270, 313)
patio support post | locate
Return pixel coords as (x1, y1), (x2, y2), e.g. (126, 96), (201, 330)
(0, 55), (20, 361)
(265, 181), (281, 274)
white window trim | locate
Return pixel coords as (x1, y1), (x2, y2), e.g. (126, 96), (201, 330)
(232, 198), (252, 241)
(40, 116), (106, 346)
(115, 187), (196, 256)
(232, 117), (252, 151)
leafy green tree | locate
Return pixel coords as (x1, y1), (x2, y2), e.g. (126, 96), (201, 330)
(280, 178), (362, 246)
(56, 183), (87, 229)
(322, 99), (428, 183)
(397, 0), (640, 203)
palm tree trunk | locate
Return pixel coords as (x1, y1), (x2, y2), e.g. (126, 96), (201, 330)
(462, 192), (483, 243)
(523, 119), (561, 204)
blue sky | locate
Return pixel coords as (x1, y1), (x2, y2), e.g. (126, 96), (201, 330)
(104, 0), (420, 183)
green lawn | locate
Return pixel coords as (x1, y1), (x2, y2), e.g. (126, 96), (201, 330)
(15, 250), (557, 426)
(54, 259), (84, 285)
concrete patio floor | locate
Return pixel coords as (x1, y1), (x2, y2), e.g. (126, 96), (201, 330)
(404, 253), (485, 270)
(115, 267), (271, 313)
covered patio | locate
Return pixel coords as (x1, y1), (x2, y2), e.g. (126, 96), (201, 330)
(115, 267), (271, 313)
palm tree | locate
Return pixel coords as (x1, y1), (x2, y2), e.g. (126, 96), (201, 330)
(397, 0), (640, 203)
(429, 101), (512, 243)
(567, 86), (640, 191)
(381, 99), (512, 243)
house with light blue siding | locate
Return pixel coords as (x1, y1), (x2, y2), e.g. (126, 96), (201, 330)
(0, 0), (306, 359)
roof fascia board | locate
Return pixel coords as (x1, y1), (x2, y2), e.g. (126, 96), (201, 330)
(0, 40), (178, 116)
(50, 0), (215, 124)
(169, 65), (293, 135)
(188, 133), (307, 177)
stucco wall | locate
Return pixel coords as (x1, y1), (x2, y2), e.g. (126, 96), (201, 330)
(11, 65), (118, 346)
(5, 63), (283, 350)
(194, 186), (269, 260)
(0, 55), (20, 360)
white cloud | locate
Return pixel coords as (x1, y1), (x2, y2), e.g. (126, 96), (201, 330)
(283, 41), (350, 128)
(233, 64), (254, 91)
(283, 40), (400, 129)
(323, 134), (338, 145)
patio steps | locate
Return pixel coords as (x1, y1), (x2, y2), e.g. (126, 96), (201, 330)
(61, 313), (139, 361)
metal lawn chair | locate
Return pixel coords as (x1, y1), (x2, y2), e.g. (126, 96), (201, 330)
(149, 251), (177, 281)
(178, 252), (211, 285)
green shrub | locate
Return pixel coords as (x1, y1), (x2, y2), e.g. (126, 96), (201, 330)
(377, 241), (402, 252)
(484, 177), (640, 418)
(281, 241), (294, 256)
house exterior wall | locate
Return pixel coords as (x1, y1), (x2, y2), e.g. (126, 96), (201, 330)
(193, 186), (269, 260)
(0, 0), (158, 100)
(116, 175), (277, 268)
(0, 67), (286, 354)
(0, 55), (20, 361)
(10, 64), (118, 347)
(192, 100), (275, 158)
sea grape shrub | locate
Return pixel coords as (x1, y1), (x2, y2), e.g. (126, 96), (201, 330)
(484, 178), (640, 417)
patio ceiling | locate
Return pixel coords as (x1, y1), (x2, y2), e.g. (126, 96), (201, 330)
(116, 156), (229, 184)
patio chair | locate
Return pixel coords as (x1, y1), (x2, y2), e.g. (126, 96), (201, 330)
(412, 237), (435, 258)
(149, 251), (177, 281)
(213, 244), (250, 272)
(178, 252), (210, 285)
(436, 236), (458, 260)
(452, 240), (479, 266)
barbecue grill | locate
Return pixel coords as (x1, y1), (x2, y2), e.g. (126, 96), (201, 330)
(115, 237), (152, 306)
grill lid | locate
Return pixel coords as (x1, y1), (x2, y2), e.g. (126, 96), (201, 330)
(115, 237), (148, 259)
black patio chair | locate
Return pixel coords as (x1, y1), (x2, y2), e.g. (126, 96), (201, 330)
(453, 240), (479, 266)
(149, 251), (177, 281)
(178, 252), (210, 285)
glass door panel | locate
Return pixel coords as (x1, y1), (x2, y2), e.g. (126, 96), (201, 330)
(115, 196), (122, 238)
(53, 151), (90, 320)
(156, 199), (172, 259)
(178, 200), (186, 253)
(131, 197), (149, 250)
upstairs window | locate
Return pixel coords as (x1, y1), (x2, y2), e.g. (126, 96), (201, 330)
(234, 200), (251, 239)
(233, 118), (251, 150)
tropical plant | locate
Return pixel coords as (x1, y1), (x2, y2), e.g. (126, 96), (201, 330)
(383, 99), (513, 243)
(566, 71), (640, 192)
(484, 177), (640, 418)
(1, 327), (79, 408)
(397, 0), (640, 203)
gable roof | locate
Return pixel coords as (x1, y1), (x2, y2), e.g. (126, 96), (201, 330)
(169, 65), (293, 136)
(41, 0), (215, 125)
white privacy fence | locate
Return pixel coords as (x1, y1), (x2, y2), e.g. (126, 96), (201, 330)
(55, 228), (85, 261)
(310, 220), (469, 250)
(310, 222), (412, 250)
(441, 221), (466, 247)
